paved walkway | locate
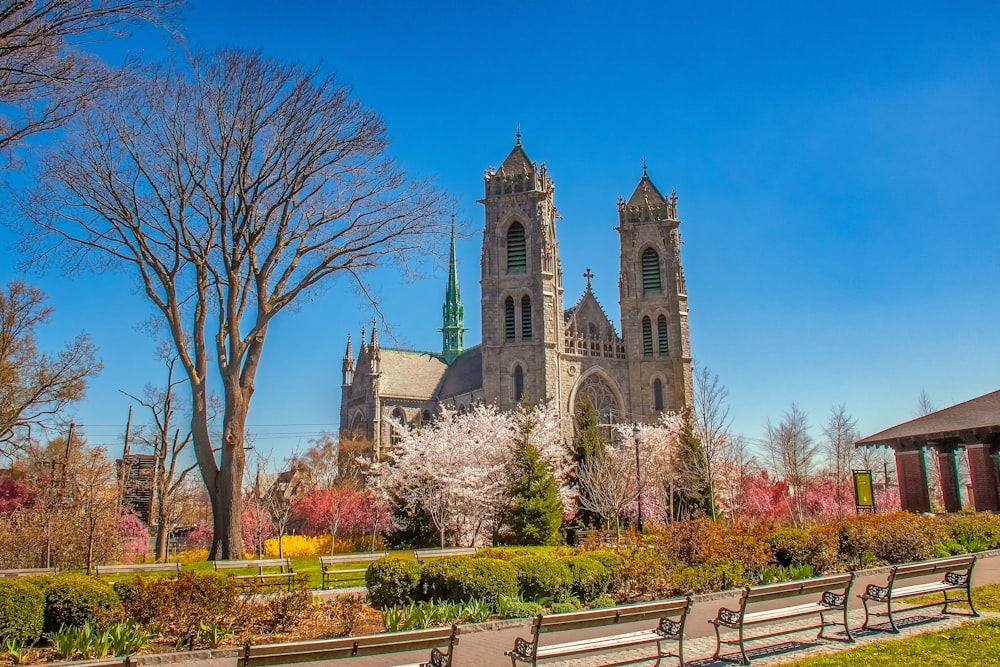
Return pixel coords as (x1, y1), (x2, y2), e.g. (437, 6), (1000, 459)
(135, 551), (1000, 667)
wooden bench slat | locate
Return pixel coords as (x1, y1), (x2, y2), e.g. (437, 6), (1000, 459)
(244, 626), (458, 667)
(0, 567), (58, 577)
(535, 630), (665, 657)
(96, 563), (181, 576)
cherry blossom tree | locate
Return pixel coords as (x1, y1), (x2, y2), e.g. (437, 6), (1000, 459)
(294, 488), (367, 554)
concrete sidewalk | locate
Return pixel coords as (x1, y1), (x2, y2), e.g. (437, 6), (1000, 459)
(138, 550), (1000, 667)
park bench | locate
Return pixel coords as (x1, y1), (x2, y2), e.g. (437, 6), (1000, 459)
(214, 558), (296, 592)
(859, 554), (978, 632)
(243, 624), (459, 667)
(709, 572), (855, 665)
(414, 547), (477, 563)
(506, 597), (691, 667)
(0, 567), (58, 577)
(95, 562), (181, 578)
(319, 551), (388, 588)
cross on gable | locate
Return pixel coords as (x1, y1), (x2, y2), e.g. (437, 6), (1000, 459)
(583, 268), (594, 288)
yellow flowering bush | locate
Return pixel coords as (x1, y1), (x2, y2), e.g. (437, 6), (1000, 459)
(264, 534), (332, 557)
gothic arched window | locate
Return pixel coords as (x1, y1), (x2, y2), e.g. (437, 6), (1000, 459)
(642, 247), (661, 294)
(390, 408), (406, 445)
(653, 379), (664, 412)
(642, 316), (653, 357)
(521, 295), (532, 340)
(504, 297), (516, 341)
(506, 222), (527, 273)
(576, 373), (621, 443)
(513, 365), (525, 402)
(657, 314), (669, 356)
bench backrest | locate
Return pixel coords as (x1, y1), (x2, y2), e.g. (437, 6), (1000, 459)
(214, 558), (292, 571)
(414, 547), (477, 560)
(243, 625), (458, 667)
(96, 563), (181, 576)
(891, 555), (976, 582)
(743, 572), (854, 605)
(533, 597), (691, 635)
(319, 552), (388, 565)
(0, 567), (58, 577)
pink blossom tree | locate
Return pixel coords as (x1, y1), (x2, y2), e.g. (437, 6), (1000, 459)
(294, 488), (367, 554)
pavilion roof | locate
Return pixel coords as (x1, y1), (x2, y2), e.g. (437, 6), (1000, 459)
(855, 389), (1000, 449)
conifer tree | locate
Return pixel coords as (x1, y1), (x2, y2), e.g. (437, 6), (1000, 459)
(672, 413), (714, 519)
(501, 438), (564, 545)
(572, 395), (606, 527)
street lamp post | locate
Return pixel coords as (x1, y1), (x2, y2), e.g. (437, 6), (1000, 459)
(633, 423), (643, 534)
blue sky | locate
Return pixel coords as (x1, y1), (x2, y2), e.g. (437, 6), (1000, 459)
(3, 1), (999, 462)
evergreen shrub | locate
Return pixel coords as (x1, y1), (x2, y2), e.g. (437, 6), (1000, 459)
(498, 596), (544, 619)
(366, 557), (422, 608)
(422, 557), (517, 607)
(589, 595), (616, 609)
(43, 575), (121, 632)
(944, 513), (1000, 551)
(562, 555), (609, 602)
(584, 549), (625, 594)
(511, 556), (571, 602)
(0, 579), (45, 643)
(837, 512), (944, 565)
(549, 597), (582, 613)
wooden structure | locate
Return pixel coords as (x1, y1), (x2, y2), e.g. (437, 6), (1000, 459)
(859, 554), (978, 631)
(855, 389), (1000, 512)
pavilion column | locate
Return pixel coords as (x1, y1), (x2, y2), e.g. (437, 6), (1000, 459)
(895, 448), (930, 513)
(966, 443), (1000, 511)
(934, 445), (962, 513)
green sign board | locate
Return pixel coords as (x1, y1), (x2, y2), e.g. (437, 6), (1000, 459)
(853, 469), (876, 513)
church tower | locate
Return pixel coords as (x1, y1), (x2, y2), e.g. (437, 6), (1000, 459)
(440, 216), (466, 363)
(479, 132), (565, 409)
(617, 163), (692, 418)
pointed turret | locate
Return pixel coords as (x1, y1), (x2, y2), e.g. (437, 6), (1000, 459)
(341, 333), (355, 386)
(618, 161), (677, 224)
(440, 215), (467, 364)
(483, 128), (550, 197)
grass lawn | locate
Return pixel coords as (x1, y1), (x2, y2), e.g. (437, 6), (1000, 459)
(780, 584), (1000, 667)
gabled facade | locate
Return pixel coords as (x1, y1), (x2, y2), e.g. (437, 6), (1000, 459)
(340, 136), (693, 451)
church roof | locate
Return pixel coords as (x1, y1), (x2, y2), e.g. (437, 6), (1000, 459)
(499, 130), (534, 174)
(377, 349), (449, 400)
(856, 389), (1000, 448)
(437, 345), (483, 399)
(627, 170), (668, 208)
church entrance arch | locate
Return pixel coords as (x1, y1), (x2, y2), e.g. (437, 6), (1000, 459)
(571, 370), (624, 443)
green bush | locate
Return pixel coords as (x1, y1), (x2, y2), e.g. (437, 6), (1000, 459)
(837, 513), (944, 565)
(584, 550), (625, 594)
(366, 557), (422, 608)
(945, 514), (1000, 551)
(767, 526), (838, 573)
(421, 557), (517, 607)
(563, 555), (609, 602)
(668, 558), (747, 595)
(43, 575), (121, 632)
(511, 556), (572, 602)
(589, 595), (616, 609)
(550, 597), (582, 613)
(0, 579), (45, 643)
(497, 596), (544, 619)
(419, 557), (468, 601)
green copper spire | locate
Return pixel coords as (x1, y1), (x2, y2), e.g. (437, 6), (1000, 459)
(440, 215), (466, 364)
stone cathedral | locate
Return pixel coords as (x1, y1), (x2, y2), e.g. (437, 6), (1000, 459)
(339, 135), (693, 454)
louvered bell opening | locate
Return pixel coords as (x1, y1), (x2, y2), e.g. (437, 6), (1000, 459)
(507, 223), (526, 273)
(642, 317), (653, 357)
(657, 315), (669, 356)
(505, 297), (516, 341)
(521, 295), (532, 339)
(642, 248), (661, 294)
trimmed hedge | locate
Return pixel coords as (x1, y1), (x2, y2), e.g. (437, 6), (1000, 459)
(114, 572), (237, 636)
(584, 549), (624, 594)
(419, 557), (517, 607)
(511, 556), (572, 602)
(562, 555), (609, 602)
(0, 579), (45, 643)
(767, 526), (838, 573)
(43, 575), (121, 632)
(366, 557), (422, 609)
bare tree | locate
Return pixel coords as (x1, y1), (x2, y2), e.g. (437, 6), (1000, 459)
(718, 434), (757, 521)
(20, 49), (452, 558)
(821, 404), (859, 517)
(121, 342), (206, 562)
(765, 404), (817, 524)
(575, 450), (636, 543)
(692, 365), (733, 520)
(916, 388), (936, 417)
(0, 280), (102, 454)
(915, 389), (944, 509)
(0, 0), (181, 165)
